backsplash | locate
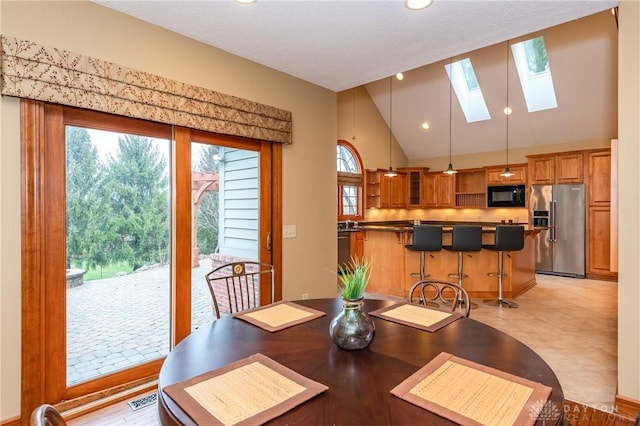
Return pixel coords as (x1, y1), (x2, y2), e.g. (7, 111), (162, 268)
(364, 207), (529, 224)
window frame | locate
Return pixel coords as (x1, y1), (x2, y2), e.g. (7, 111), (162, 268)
(337, 140), (364, 221)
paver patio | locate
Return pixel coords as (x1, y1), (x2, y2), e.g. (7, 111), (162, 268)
(66, 260), (215, 384)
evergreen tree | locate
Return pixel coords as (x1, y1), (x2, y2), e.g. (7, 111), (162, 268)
(105, 135), (169, 270)
(65, 127), (105, 270)
(526, 36), (549, 74)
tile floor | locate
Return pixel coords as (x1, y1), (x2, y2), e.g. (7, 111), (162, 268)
(372, 273), (619, 411)
(471, 274), (618, 411)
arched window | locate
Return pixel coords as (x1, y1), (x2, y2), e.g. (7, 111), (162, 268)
(337, 140), (364, 220)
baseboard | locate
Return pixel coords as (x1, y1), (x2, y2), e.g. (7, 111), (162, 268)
(59, 379), (158, 421)
(615, 393), (640, 419)
(0, 416), (20, 426)
(586, 272), (618, 281)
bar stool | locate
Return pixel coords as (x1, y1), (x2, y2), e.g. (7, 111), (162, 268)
(404, 225), (443, 280)
(443, 225), (482, 309)
(483, 225), (525, 308)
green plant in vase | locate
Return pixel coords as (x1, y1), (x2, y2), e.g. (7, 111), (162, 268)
(337, 256), (373, 300)
(331, 256), (375, 350)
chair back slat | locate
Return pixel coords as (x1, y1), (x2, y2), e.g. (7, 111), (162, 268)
(408, 280), (471, 317)
(205, 261), (274, 319)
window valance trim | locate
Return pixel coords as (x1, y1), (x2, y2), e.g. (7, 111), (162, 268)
(0, 34), (292, 144)
(338, 171), (363, 186)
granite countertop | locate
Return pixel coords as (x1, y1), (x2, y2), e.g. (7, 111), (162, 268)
(338, 220), (533, 233)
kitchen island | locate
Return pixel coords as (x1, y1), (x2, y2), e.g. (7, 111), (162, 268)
(346, 221), (538, 299)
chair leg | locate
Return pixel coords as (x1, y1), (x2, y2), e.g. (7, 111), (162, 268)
(483, 251), (519, 308)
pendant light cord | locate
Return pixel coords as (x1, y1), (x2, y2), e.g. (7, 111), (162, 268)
(389, 76), (393, 165)
(449, 58), (452, 164)
(384, 76), (397, 177)
(506, 41), (510, 167)
(352, 87), (356, 140)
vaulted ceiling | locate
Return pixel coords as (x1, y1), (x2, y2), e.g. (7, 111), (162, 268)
(95, 0), (619, 159)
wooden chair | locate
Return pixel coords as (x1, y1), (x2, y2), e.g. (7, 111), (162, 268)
(30, 404), (66, 426)
(205, 261), (274, 319)
(408, 280), (471, 318)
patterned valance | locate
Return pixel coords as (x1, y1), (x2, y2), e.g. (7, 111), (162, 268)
(0, 34), (292, 144)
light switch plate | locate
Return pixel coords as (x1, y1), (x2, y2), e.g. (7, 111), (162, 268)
(283, 225), (297, 238)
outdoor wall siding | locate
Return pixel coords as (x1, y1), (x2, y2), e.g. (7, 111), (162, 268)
(218, 148), (259, 260)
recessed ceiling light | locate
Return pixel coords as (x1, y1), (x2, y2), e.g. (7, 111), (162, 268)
(422, 122), (430, 130)
(405, 0), (433, 11)
(396, 72), (404, 80)
(235, 0), (257, 4)
(504, 107), (513, 116)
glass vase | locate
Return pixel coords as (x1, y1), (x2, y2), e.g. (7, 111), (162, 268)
(329, 297), (375, 350)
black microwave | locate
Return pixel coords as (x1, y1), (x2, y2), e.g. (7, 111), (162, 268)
(487, 185), (526, 207)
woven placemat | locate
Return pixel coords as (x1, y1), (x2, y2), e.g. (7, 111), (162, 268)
(234, 301), (325, 332)
(163, 353), (328, 426)
(369, 302), (463, 332)
(391, 352), (552, 426)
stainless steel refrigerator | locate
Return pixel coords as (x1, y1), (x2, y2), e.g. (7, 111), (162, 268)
(530, 183), (586, 278)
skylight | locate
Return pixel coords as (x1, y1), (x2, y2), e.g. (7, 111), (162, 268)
(445, 58), (490, 123)
(511, 36), (558, 112)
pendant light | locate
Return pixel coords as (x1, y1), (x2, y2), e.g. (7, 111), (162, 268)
(384, 76), (398, 177)
(500, 41), (515, 178)
(444, 58), (457, 175)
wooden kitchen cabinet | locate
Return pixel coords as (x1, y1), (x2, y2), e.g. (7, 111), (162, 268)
(528, 155), (555, 184)
(527, 152), (584, 184)
(485, 164), (527, 185)
(586, 149), (615, 279)
(556, 153), (584, 183)
(385, 172), (406, 208)
(365, 169), (382, 209)
(454, 169), (486, 207)
(398, 167), (429, 208)
(351, 230), (364, 260)
(365, 169), (406, 209)
(362, 230), (408, 297)
(588, 206), (615, 278)
(422, 172), (454, 208)
(588, 150), (611, 206)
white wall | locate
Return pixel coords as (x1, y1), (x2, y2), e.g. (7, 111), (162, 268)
(617, 0), (640, 405)
(0, 1), (337, 420)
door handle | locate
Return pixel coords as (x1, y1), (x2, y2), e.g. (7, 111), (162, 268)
(267, 232), (271, 251)
(550, 200), (557, 242)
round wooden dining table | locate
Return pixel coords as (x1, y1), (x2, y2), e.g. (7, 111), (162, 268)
(158, 298), (564, 425)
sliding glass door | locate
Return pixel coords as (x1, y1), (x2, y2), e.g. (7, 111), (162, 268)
(21, 101), (280, 407)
